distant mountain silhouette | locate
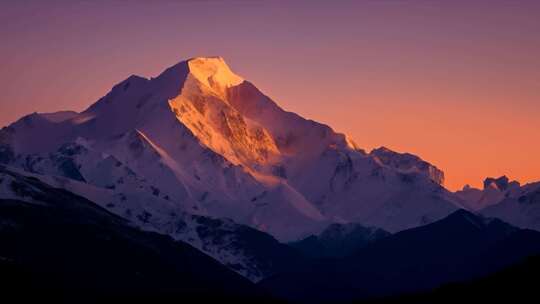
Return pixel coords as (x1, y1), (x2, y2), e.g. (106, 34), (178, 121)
(358, 255), (540, 304)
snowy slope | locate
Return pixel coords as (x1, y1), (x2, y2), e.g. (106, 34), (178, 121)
(0, 56), (462, 243)
(0, 165), (303, 282)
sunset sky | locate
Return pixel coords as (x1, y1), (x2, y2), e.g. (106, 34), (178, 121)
(1, 0), (539, 191)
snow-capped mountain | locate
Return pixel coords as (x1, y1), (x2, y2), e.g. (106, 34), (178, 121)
(0, 57), (328, 241)
(0, 56), (464, 279)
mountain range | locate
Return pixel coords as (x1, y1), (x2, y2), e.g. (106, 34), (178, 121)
(1, 56), (539, 302)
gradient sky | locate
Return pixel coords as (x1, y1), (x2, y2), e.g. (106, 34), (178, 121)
(1, 0), (539, 190)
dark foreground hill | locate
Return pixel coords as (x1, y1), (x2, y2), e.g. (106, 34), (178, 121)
(359, 254), (540, 304)
(0, 167), (275, 303)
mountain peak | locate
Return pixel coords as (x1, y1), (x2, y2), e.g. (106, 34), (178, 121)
(186, 56), (244, 91)
(187, 55), (226, 63)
